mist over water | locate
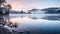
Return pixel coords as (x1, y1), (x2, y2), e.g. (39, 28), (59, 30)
(9, 14), (60, 33)
(0, 14), (60, 34)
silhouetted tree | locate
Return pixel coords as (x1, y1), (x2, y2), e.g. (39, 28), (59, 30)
(0, 0), (6, 7)
(28, 12), (31, 14)
(4, 4), (12, 9)
(20, 10), (24, 13)
(12, 22), (18, 28)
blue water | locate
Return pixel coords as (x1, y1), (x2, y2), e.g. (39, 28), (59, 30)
(4, 14), (60, 34)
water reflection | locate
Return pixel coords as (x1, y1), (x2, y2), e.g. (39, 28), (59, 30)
(25, 14), (60, 20)
(9, 14), (60, 33)
(0, 15), (9, 25)
(10, 14), (60, 20)
(0, 15), (18, 32)
(1, 14), (60, 34)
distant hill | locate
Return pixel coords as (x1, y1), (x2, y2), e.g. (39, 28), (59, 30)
(41, 7), (60, 14)
(27, 7), (60, 14)
(9, 7), (60, 14)
(28, 9), (40, 14)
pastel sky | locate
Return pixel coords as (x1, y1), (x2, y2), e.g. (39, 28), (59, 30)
(6, 0), (60, 11)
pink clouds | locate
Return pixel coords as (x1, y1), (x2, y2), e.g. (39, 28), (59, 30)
(8, 0), (33, 11)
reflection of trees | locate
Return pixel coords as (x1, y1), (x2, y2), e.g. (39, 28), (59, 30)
(4, 16), (18, 28)
(0, 15), (18, 34)
(7, 21), (18, 28)
(0, 15), (10, 34)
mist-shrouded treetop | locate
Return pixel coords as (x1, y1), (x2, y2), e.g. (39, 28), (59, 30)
(4, 4), (12, 9)
(0, 0), (12, 9)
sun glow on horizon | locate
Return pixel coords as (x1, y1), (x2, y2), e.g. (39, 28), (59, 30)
(8, 0), (33, 11)
(7, 0), (60, 11)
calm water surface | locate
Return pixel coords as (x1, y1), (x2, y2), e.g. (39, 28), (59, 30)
(8, 14), (60, 33)
(1, 14), (60, 34)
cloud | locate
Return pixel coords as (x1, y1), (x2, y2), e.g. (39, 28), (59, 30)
(7, 0), (60, 11)
(7, 0), (33, 11)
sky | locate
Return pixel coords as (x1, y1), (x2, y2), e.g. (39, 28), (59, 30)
(6, 0), (60, 11)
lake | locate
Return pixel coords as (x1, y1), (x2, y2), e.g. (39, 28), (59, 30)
(2, 14), (60, 34)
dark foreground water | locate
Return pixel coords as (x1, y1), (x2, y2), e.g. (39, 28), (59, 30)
(1, 14), (60, 34)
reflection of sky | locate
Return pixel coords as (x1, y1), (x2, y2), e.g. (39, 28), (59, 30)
(10, 16), (60, 32)
(10, 17), (33, 23)
(6, 0), (60, 11)
(9, 14), (60, 24)
(4, 14), (60, 32)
